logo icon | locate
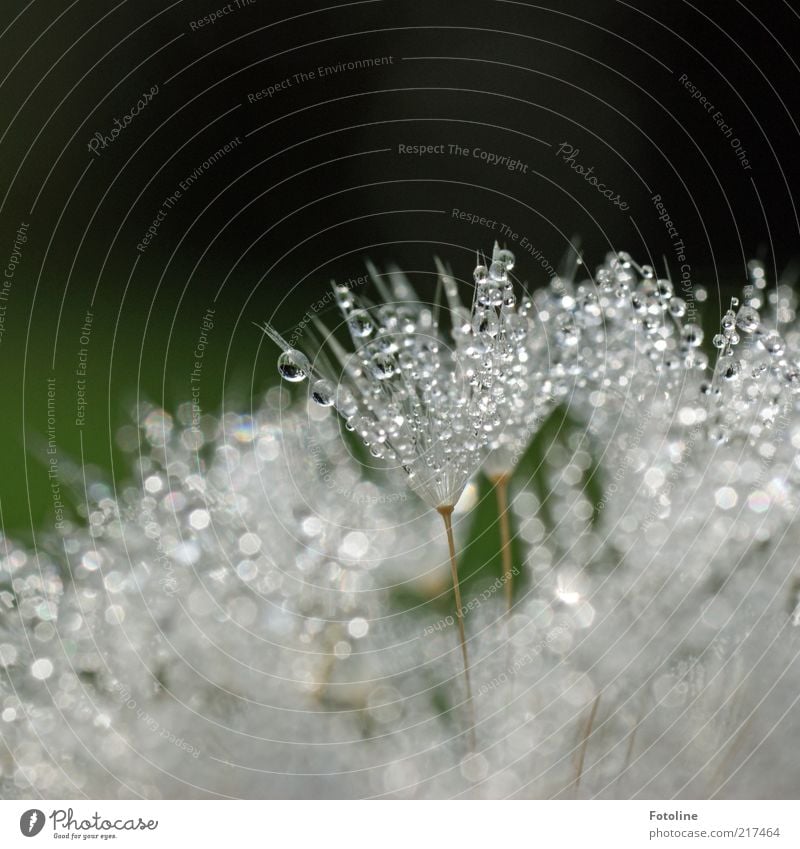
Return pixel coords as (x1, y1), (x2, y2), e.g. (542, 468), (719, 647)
(19, 810), (45, 837)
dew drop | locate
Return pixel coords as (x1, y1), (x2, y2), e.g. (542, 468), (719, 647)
(334, 285), (354, 310)
(278, 349), (310, 382)
(760, 331), (785, 356)
(495, 248), (516, 271)
(735, 305), (760, 334)
(682, 323), (703, 347)
(311, 378), (335, 406)
(371, 353), (397, 380)
(489, 260), (507, 283)
(669, 297), (686, 317)
(348, 309), (373, 338)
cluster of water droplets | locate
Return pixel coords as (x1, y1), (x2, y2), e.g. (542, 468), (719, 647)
(267, 248), (526, 509)
(529, 251), (705, 426)
(702, 262), (800, 444)
(6, 246), (800, 799)
(0, 395), (448, 798)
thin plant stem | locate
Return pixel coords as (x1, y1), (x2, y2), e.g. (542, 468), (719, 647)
(491, 473), (514, 612)
(574, 693), (601, 797)
(437, 505), (475, 747)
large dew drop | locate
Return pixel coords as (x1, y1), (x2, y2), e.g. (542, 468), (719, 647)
(278, 349), (310, 382)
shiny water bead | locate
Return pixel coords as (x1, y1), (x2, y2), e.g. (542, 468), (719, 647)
(488, 260), (507, 283)
(723, 361), (741, 381)
(669, 297), (687, 317)
(278, 349), (311, 382)
(580, 293), (602, 322)
(311, 379), (335, 406)
(685, 349), (709, 370)
(736, 305), (761, 334)
(555, 314), (578, 346)
(760, 332), (786, 357)
(348, 309), (373, 338)
(334, 285), (354, 310)
(495, 248), (516, 271)
(473, 309), (500, 337)
(747, 259), (767, 288)
(335, 387), (359, 416)
(370, 353), (397, 380)
(657, 279), (674, 300)
(505, 313), (528, 341)
(477, 284), (502, 307)
(682, 323), (703, 347)
(473, 264), (489, 285)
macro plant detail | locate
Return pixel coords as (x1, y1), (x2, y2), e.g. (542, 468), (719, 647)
(2, 245), (800, 799)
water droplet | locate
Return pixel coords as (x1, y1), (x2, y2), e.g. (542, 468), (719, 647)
(311, 378), (335, 406)
(334, 285), (354, 310)
(348, 309), (373, 338)
(278, 349), (310, 382)
(371, 353), (397, 380)
(735, 305), (760, 334)
(335, 387), (359, 416)
(489, 260), (507, 283)
(495, 248), (516, 271)
(760, 332), (785, 356)
(723, 362), (740, 381)
(669, 297), (686, 317)
(682, 323), (703, 347)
